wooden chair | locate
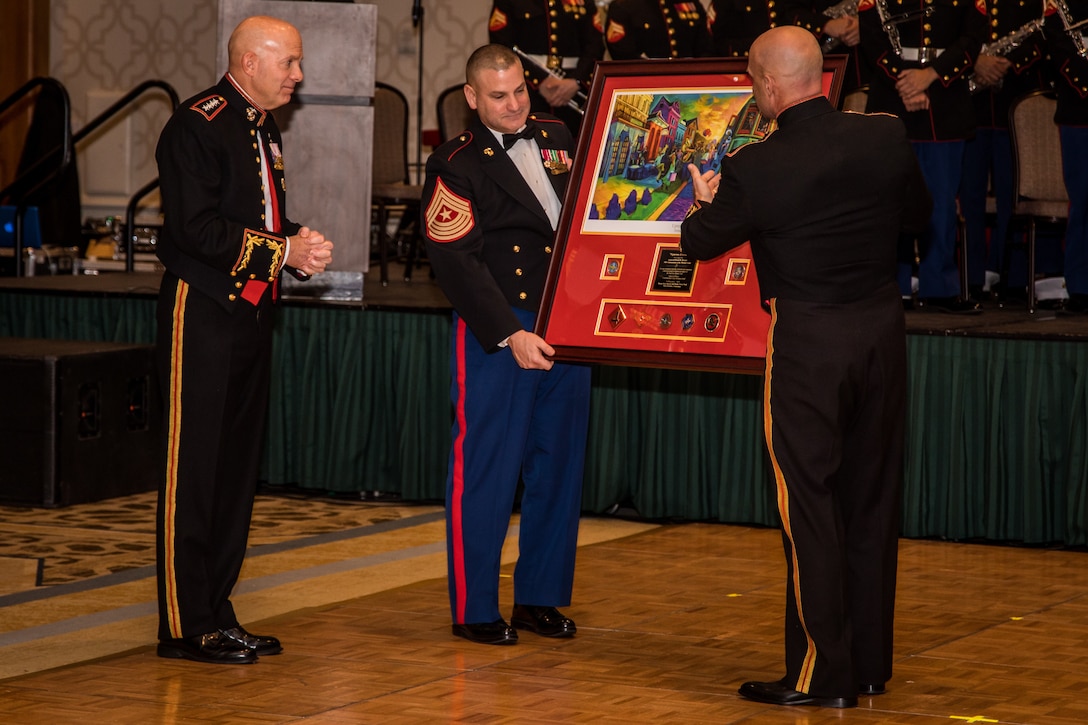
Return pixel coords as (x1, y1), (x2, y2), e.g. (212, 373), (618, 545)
(372, 82), (424, 285)
(436, 83), (474, 143)
(1007, 89), (1068, 313)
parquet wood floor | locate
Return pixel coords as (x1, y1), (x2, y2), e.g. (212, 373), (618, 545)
(1, 517), (1086, 723)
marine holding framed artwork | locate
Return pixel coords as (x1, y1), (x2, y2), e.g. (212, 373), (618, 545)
(536, 57), (847, 372)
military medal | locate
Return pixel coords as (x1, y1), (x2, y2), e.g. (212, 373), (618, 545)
(541, 148), (570, 175)
(270, 142), (284, 170)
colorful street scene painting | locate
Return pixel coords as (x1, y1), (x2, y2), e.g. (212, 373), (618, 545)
(581, 87), (773, 235)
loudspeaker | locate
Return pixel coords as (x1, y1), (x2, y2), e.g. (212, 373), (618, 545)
(0, 338), (162, 507)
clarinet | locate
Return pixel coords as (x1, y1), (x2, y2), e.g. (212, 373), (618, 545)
(876, 0), (903, 56)
(1053, 0), (1088, 58)
(877, 1), (937, 60)
(967, 18), (1046, 93)
(821, 0), (861, 54)
(511, 46), (587, 115)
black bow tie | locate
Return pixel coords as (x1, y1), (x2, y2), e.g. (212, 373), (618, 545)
(502, 123), (536, 150)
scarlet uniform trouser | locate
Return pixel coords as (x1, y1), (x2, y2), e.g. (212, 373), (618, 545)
(764, 283), (905, 697)
(446, 308), (591, 625)
(155, 272), (275, 640)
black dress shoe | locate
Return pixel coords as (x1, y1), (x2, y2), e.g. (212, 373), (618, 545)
(219, 625), (282, 656)
(511, 604), (577, 638)
(452, 619), (518, 645)
(919, 296), (982, 314)
(859, 682), (886, 695)
(738, 679), (857, 708)
(157, 632), (257, 664)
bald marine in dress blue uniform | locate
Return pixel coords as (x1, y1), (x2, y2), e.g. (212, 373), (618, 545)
(421, 44), (591, 646)
(153, 16), (333, 665)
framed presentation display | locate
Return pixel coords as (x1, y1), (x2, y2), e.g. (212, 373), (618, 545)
(535, 57), (848, 373)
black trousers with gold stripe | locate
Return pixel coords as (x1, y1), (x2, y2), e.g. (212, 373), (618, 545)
(763, 281), (905, 698)
(154, 271), (275, 641)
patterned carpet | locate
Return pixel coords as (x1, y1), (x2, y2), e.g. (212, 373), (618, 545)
(0, 487), (654, 681)
(0, 490), (438, 592)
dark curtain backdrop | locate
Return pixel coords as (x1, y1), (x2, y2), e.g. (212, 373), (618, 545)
(2, 290), (1085, 546)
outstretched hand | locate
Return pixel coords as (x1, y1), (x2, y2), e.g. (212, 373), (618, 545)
(687, 163), (720, 204)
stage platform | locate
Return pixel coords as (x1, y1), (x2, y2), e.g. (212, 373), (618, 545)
(2, 265), (1087, 547)
(3, 266), (1086, 339)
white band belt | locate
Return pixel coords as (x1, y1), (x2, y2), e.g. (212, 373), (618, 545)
(523, 52), (580, 72)
(899, 46), (945, 63)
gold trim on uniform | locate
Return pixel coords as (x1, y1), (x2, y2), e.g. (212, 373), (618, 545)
(763, 299), (820, 694)
(232, 228), (285, 285)
(163, 278), (189, 638)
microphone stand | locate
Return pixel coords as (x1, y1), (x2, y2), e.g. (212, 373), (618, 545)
(413, 1), (424, 184)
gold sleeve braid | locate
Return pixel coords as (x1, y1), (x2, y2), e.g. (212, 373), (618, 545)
(233, 228), (286, 283)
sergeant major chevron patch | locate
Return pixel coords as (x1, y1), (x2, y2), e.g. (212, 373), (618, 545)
(425, 178), (475, 243)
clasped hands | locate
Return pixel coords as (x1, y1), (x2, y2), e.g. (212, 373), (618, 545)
(287, 226), (334, 276)
(823, 16), (860, 47)
(896, 67), (939, 112)
(971, 54), (1012, 89)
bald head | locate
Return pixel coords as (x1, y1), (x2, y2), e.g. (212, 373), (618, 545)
(227, 15), (304, 110)
(747, 26), (824, 119)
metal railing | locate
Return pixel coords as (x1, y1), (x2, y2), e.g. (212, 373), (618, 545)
(0, 78), (179, 275)
(0, 77), (72, 277)
(72, 80), (179, 272)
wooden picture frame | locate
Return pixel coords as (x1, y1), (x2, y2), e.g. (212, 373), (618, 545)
(536, 57), (848, 373)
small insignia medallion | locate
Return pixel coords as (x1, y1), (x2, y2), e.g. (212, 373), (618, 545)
(246, 107), (257, 122)
(484, 147), (495, 156)
(608, 305), (627, 330)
